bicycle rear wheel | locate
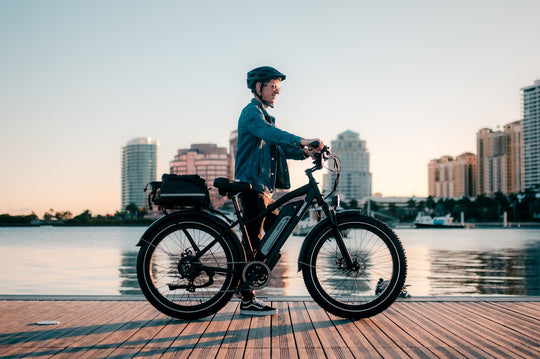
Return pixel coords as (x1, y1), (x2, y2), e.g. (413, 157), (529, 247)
(302, 213), (407, 319)
(137, 215), (242, 320)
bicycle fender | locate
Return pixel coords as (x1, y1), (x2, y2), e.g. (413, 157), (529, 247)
(136, 213), (180, 247)
(136, 210), (243, 259)
(297, 210), (362, 272)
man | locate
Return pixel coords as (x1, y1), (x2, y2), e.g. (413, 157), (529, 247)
(235, 66), (323, 315)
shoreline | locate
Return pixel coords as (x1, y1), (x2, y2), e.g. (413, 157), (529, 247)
(1, 294), (540, 302)
(3, 221), (540, 228)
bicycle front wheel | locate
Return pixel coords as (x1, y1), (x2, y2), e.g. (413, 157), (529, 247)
(302, 213), (407, 319)
(137, 215), (242, 320)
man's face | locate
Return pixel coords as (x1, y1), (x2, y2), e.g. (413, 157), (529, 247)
(258, 78), (281, 107)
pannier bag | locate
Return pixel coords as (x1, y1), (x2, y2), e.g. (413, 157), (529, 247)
(145, 174), (210, 209)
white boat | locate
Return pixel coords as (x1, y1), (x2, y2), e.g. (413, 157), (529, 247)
(293, 208), (322, 236)
(414, 213), (464, 228)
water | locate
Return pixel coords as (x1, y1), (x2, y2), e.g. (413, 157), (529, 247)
(0, 226), (538, 297)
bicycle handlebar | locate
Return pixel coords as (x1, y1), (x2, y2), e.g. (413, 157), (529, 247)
(306, 141), (340, 199)
(312, 144), (331, 169)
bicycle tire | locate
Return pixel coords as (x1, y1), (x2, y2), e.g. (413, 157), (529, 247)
(137, 213), (243, 320)
(302, 213), (407, 319)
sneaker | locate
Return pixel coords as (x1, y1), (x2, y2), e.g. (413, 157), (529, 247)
(240, 297), (277, 316)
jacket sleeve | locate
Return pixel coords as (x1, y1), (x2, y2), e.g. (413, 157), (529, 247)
(281, 143), (306, 160)
(242, 106), (302, 149)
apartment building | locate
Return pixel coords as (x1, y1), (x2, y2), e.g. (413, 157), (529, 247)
(504, 120), (524, 194)
(428, 153), (476, 198)
(477, 128), (507, 196)
(522, 79), (540, 190)
(170, 143), (229, 208)
(121, 137), (159, 210)
(323, 130), (372, 202)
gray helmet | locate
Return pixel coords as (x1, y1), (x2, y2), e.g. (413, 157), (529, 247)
(246, 66), (286, 91)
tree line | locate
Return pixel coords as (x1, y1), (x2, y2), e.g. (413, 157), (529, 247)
(354, 189), (540, 223)
(0, 203), (152, 226)
(2, 191), (539, 226)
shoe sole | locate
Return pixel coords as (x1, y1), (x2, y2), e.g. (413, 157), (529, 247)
(239, 309), (277, 316)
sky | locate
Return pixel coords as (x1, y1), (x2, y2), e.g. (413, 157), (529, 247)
(1, 1), (539, 216)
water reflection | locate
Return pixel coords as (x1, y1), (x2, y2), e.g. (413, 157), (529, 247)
(119, 251), (141, 295)
(116, 234), (540, 297)
(1, 227), (539, 296)
(428, 242), (540, 296)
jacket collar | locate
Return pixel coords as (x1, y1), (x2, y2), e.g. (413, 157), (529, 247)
(251, 98), (274, 125)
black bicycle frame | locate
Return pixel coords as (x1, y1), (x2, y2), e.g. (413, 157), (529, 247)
(236, 165), (354, 271)
(190, 164), (355, 288)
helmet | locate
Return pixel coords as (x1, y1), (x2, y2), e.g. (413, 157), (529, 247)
(246, 66), (286, 91)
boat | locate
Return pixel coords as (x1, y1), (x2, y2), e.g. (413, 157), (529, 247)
(414, 213), (465, 228)
(293, 208), (323, 236)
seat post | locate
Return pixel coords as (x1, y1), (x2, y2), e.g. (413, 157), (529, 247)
(231, 194), (255, 260)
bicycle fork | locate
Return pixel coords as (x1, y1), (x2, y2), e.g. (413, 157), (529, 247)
(324, 208), (359, 272)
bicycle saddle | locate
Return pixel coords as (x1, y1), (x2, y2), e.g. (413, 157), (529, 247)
(213, 177), (252, 196)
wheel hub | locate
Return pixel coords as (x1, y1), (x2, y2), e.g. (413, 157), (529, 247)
(178, 249), (201, 279)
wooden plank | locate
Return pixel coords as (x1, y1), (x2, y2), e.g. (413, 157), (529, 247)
(433, 302), (536, 357)
(489, 301), (540, 324)
(468, 302), (540, 340)
(288, 301), (325, 358)
(408, 302), (501, 358)
(391, 302), (484, 358)
(101, 304), (170, 358)
(189, 301), (238, 358)
(325, 314), (381, 358)
(303, 301), (355, 359)
(0, 301), (104, 358)
(216, 301), (251, 358)
(44, 301), (141, 357)
(71, 302), (160, 359)
(0, 299), (539, 358)
(380, 303), (468, 358)
(243, 305), (272, 358)
(160, 312), (214, 358)
(351, 314), (410, 358)
(445, 302), (540, 357)
(271, 301), (298, 359)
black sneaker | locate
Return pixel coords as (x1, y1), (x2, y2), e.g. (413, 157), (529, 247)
(240, 297), (277, 316)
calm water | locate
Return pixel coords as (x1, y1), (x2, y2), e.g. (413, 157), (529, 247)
(0, 226), (538, 297)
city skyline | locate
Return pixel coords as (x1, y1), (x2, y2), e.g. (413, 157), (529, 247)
(1, 1), (539, 216)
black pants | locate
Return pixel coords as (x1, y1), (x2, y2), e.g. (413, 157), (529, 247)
(238, 190), (278, 299)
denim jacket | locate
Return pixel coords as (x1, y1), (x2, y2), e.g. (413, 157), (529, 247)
(235, 99), (306, 195)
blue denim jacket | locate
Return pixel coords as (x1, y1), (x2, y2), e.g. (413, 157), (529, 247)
(235, 99), (305, 195)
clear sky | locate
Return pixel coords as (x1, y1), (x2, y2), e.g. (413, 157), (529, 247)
(1, 1), (539, 216)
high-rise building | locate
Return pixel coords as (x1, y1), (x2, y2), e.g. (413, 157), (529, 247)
(323, 130), (371, 202)
(121, 137), (159, 211)
(522, 79), (540, 190)
(428, 153), (476, 198)
(428, 156), (455, 198)
(454, 152), (477, 197)
(476, 128), (507, 196)
(170, 143), (229, 208)
(504, 120), (524, 194)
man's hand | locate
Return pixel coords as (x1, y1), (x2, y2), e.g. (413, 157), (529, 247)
(300, 138), (324, 152)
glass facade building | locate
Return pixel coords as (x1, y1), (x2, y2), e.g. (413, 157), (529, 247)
(121, 137), (158, 210)
(323, 130), (372, 203)
(522, 79), (540, 190)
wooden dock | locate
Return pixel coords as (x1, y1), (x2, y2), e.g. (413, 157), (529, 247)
(0, 297), (538, 358)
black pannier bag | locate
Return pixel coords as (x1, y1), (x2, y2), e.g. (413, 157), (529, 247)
(145, 174), (210, 209)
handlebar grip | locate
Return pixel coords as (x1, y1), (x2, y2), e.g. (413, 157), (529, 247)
(310, 141), (320, 148)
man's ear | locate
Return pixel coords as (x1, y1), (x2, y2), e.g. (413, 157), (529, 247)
(255, 82), (262, 96)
